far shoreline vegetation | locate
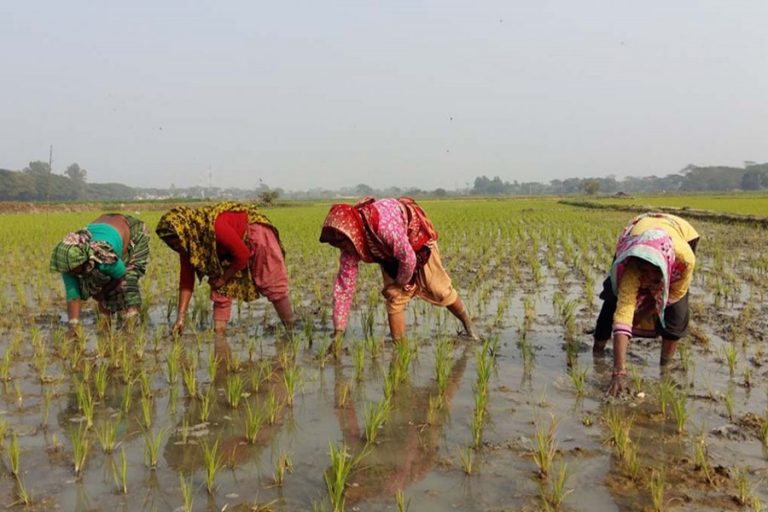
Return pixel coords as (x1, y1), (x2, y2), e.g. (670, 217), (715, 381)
(1, 160), (767, 205)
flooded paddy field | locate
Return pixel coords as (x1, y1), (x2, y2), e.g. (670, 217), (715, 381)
(0, 198), (766, 511)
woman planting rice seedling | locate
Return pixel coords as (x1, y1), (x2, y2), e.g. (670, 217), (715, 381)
(320, 197), (479, 342)
(50, 213), (150, 336)
(592, 213), (700, 395)
(156, 201), (293, 336)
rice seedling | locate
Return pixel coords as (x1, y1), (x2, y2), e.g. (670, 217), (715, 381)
(199, 387), (213, 422)
(245, 403), (266, 444)
(121, 379), (135, 413)
(201, 438), (224, 494)
(144, 428), (163, 469)
(649, 468), (666, 512)
(324, 441), (368, 512)
(569, 365), (587, 396)
(603, 407), (633, 460)
(734, 467), (753, 506)
(75, 380), (95, 429)
(336, 380), (350, 409)
(629, 365), (643, 395)
(8, 433), (20, 478)
(722, 343), (738, 376)
(140, 394), (153, 429)
(71, 424), (89, 477)
(541, 460), (573, 510)
(118, 448), (128, 494)
(0, 350), (12, 382)
(94, 362), (109, 400)
(273, 451), (293, 486)
(530, 416), (558, 478)
(353, 340), (365, 382)
(395, 488), (411, 512)
(166, 341), (181, 384)
(283, 364), (300, 407)
(622, 441), (641, 480)
(760, 411), (768, 446)
(226, 374), (244, 408)
(363, 400), (390, 445)
(693, 433), (713, 484)
(208, 348), (219, 383)
(266, 389), (280, 425)
(723, 387), (735, 421)
(459, 445), (474, 475)
(426, 394), (443, 425)
(13, 477), (31, 507)
(179, 473), (194, 512)
(434, 337), (452, 397)
(138, 368), (152, 399)
(95, 416), (120, 454)
(657, 378), (675, 419)
(471, 388), (487, 449)
(671, 389), (689, 434)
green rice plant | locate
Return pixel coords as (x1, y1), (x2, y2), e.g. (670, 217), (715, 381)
(569, 365), (587, 396)
(743, 366), (752, 389)
(459, 445), (474, 475)
(671, 389), (689, 434)
(722, 343), (738, 376)
(693, 433), (713, 484)
(199, 387), (213, 422)
(734, 467), (753, 506)
(622, 441), (641, 480)
(471, 388), (487, 449)
(138, 368), (152, 399)
(94, 362), (109, 400)
(118, 447), (128, 494)
(208, 348), (219, 383)
(8, 433), (20, 478)
(201, 438), (224, 494)
(542, 460), (573, 510)
(13, 476), (31, 507)
(266, 389), (280, 425)
(603, 407), (633, 460)
(273, 451), (293, 486)
(317, 337), (331, 369)
(226, 374), (244, 409)
(121, 379), (134, 413)
(434, 338), (452, 397)
(723, 388), (735, 421)
(395, 488), (411, 512)
(140, 395), (153, 429)
(95, 416), (120, 454)
(179, 473), (194, 512)
(475, 347), (492, 396)
(426, 394), (443, 425)
(678, 341), (692, 373)
(383, 371), (396, 403)
(324, 442), (368, 512)
(282, 364), (300, 407)
(166, 341), (182, 384)
(336, 380), (350, 409)
(530, 416), (558, 478)
(629, 365), (643, 395)
(245, 403), (265, 444)
(363, 400), (390, 445)
(657, 378), (675, 419)
(71, 424), (89, 477)
(649, 468), (666, 512)
(760, 411), (768, 446)
(392, 338), (415, 385)
(353, 341), (365, 382)
(144, 428), (163, 469)
(0, 350), (12, 382)
(75, 380), (95, 429)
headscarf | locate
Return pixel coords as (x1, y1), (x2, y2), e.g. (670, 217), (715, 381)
(610, 222), (676, 327)
(50, 228), (119, 300)
(50, 229), (118, 273)
(156, 201), (281, 301)
(319, 203), (374, 262)
(320, 197), (439, 279)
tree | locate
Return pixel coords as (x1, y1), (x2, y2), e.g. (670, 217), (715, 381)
(65, 163), (88, 199)
(581, 179), (600, 195)
(355, 183), (374, 196)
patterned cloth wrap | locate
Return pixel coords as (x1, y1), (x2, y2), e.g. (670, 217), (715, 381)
(610, 216), (676, 328)
(319, 196), (438, 279)
(155, 201), (282, 302)
(49, 216), (150, 312)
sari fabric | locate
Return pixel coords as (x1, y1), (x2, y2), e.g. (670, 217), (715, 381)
(610, 220), (676, 327)
(156, 201), (281, 302)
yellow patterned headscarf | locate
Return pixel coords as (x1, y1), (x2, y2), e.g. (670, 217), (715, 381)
(155, 201), (282, 301)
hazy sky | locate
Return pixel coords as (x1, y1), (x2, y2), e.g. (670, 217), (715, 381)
(2, 1), (767, 190)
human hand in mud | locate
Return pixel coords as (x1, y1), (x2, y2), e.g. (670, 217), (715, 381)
(171, 318), (185, 337)
(607, 371), (628, 396)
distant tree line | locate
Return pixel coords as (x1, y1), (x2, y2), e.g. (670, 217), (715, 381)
(471, 162), (768, 196)
(1, 160), (766, 202)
